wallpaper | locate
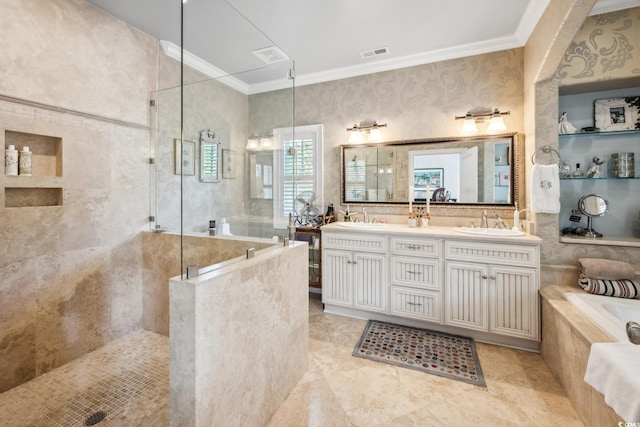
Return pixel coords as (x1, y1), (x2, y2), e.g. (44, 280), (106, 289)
(251, 48), (526, 219)
(532, 7), (640, 279)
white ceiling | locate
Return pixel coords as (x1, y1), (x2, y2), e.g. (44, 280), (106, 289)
(85, 0), (638, 94)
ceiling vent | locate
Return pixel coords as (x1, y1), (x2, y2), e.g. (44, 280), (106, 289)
(360, 47), (389, 59)
(251, 46), (290, 65)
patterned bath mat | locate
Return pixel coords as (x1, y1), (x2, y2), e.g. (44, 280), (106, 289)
(352, 320), (486, 387)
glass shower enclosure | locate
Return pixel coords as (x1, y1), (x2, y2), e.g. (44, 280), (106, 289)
(150, 0), (296, 278)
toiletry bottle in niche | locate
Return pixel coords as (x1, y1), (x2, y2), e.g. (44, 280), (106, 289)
(5, 144), (18, 176)
(18, 146), (32, 176)
(572, 163), (583, 178)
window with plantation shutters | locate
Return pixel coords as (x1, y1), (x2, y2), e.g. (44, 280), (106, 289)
(273, 125), (323, 228)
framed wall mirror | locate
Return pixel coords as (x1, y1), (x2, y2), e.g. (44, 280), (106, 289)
(200, 129), (220, 183)
(340, 132), (521, 208)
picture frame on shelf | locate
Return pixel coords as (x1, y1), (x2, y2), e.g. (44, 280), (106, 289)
(174, 139), (195, 176)
(594, 96), (640, 132)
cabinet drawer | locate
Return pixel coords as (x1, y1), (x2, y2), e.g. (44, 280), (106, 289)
(445, 240), (538, 267)
(390, 237), (440, 258)
(390, 256), (440, 290)
(323, 232), (387, 252)
(390, 287), (441, 322)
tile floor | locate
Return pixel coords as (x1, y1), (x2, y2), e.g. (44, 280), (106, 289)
(0, 298), (584, 426)
(0, 330), (168, 426)
(267, 297), (583, 427)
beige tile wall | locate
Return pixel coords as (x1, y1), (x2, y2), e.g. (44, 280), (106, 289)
(141, 232), (276, 335)
(170, 243), (308, 426)
(0, 0), (157, 392)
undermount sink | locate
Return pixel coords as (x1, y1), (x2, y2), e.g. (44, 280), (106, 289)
(336, 222), (389, 230)
(454, 227), (525, 237)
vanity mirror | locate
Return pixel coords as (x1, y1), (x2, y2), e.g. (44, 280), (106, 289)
(340, 132), (521, 208)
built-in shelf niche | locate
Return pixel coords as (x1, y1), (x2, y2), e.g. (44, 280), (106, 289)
(5, 187), (63, 208)
(3, 129), (63, 208)
(4, 130), (63, 177)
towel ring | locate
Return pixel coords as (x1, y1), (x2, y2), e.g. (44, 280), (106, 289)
(531, 145), (560, 165)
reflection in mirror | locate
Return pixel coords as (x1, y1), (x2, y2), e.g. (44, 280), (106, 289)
(199, 129), (220, 183)
(249, 151), (273, 199)
(341, 133), (519, 207)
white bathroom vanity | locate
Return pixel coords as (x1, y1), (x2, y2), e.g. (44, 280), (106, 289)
(321, 223), (542, 351)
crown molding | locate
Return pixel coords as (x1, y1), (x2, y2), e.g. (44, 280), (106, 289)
(160, 41), (249, 94)
(249, 34), (522, 94)
(514, 0), (551, 45)
(590, 0), (640, 15)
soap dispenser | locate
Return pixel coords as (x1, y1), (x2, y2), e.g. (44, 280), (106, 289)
(18, 146), (32, 176)
(5, 144), (18, 176)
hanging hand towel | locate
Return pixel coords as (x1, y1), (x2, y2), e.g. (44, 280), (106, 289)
(530, 164), (560, 214)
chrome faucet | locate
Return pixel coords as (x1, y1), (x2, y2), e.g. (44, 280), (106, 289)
(363, 208), (369, 223)
(481, 210), (488, 228)
(494, 211), (509, 229)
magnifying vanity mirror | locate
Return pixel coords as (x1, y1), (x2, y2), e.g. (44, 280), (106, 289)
(577, 194), (608, 238)
(340, 132), (521, 208)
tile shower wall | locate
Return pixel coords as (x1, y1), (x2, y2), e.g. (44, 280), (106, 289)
(141, 232), (276, 335)
(250, 48), (525, 218)
(0, 0), (157, 392)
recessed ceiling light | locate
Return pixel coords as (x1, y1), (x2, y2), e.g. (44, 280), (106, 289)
(251, 46), (290, 65)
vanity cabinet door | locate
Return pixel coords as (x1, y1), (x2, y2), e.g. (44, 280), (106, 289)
(353, 252), (387, 313)
(322, 249), (353, 307)
(489, 266), (539, 340)
(444, 261), (488, 332)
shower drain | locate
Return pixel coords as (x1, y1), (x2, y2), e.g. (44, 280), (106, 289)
(83, 410), (107, 426)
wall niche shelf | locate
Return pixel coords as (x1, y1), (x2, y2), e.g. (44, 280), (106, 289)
(558, 85), (640, 240)
(560, 235), (640, 248)
(2, 129), (63, 208)
(559, 129), (640, 140)
(560, 177), (639, 180)
(5, 187), (63, 208)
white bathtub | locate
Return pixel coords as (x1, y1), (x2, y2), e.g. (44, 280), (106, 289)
(564, 292), (640, 341)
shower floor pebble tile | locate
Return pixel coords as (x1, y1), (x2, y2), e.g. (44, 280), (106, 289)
(0, 330), (168, 427)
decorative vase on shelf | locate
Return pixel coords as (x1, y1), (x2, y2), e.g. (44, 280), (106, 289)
(18, 146), (32, 176)
(5, 144), (18, 176)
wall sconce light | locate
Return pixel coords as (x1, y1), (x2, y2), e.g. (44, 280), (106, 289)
(246, 135), (273, 150)
(347, 121), (387, 143)
(455, 108), (510, 134)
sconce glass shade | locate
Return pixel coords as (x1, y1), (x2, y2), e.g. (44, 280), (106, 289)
(258, 137), (273, 149)
(246, 138), (259, 150)
(348, 126), (362, 143)
(460, 113), (478, 135)
(487, 109), (507, 132)
(368, 125), (383, 142)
